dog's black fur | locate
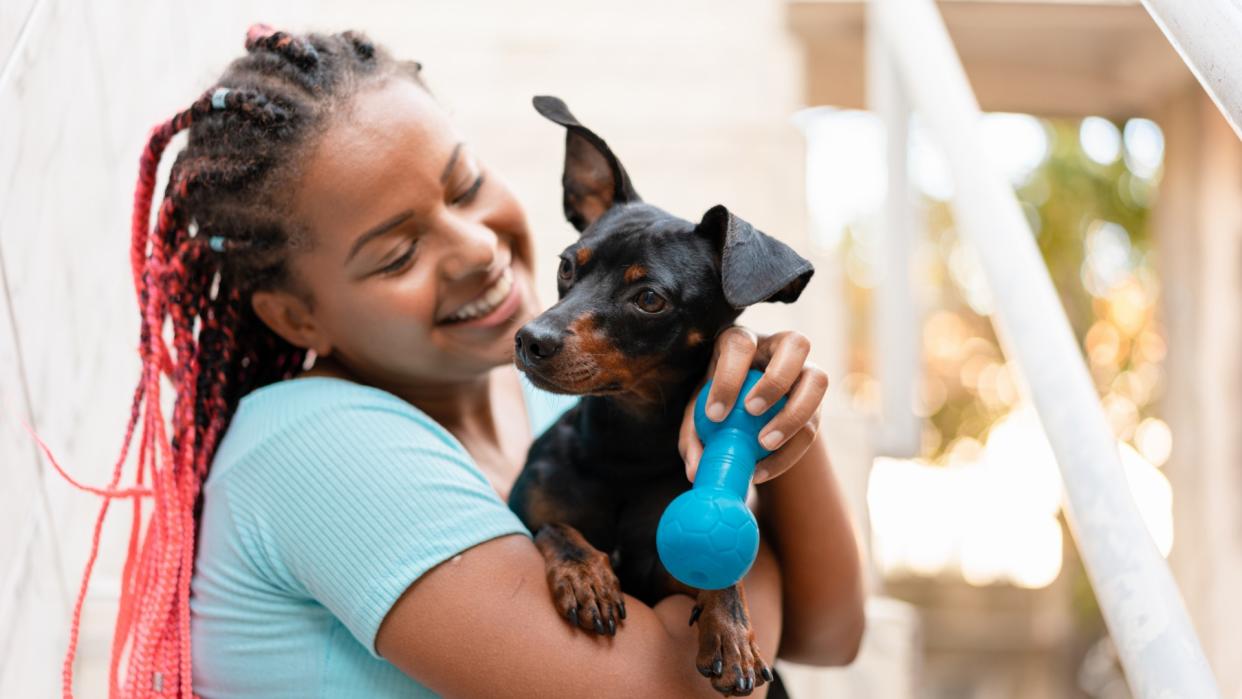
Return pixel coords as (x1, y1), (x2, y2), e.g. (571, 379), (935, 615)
(508, 96), (813, 697)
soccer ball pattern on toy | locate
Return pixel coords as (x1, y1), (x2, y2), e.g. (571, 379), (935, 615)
(657, 489), (759, 589)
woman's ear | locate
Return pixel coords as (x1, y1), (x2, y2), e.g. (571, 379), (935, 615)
(251, 289), (333, 357)
(532, 95), (641, 233)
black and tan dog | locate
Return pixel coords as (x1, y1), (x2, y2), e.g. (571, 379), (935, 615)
(509, 96), (814, 697)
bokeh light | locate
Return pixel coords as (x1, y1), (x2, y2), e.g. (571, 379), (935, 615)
(1123, 118), (1165, 180)
(1135, 417), (1173, 467)
(1080, 116), (1121, 165)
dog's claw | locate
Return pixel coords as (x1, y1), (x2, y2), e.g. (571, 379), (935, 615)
(567, 608), (578, 627)
(608, 617), (616, 635)
(761, 666), (773, 683)
(689, 606), (702, 626)
(618, 599), (626, 620)
(593, 616), (606, 635)
(712, 659), (723, 677)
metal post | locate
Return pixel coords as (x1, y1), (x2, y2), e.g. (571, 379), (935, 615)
(871, 0), (1221, 696)
(1140, 0), (1242, 141)
(868, 1), (922, 458)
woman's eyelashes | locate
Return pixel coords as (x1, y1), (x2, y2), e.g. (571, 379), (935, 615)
(376, 239), (419, 276)
(450, 173), (485, 206)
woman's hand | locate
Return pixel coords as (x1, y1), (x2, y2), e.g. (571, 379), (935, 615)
(679, 326), (828, 485)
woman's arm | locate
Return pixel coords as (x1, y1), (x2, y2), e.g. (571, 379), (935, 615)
(755, 437), (865, 665)
(680, 327), (866, 667)
(376, 533), (782, 698)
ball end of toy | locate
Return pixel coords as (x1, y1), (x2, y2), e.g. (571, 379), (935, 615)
(656, 490), (759, 590)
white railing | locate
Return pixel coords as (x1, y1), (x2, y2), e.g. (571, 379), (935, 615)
(1140, 0), (1242, 141)
(867, 0), (1221, 696)
(867, 7), (921, 460)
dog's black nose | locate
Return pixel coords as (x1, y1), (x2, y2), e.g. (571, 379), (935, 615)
(515, 324), (563, 365)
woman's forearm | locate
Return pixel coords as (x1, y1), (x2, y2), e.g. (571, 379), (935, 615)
(756, 436), (866, 666)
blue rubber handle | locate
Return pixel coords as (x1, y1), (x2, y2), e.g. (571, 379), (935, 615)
(656, 370), (786, 589)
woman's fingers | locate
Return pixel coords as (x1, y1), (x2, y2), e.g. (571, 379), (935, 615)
(687, 326), (829, 485)
(703, 327), (759, 422)
(743, 331), (812, 417)
(756, 361), (828, 451)
(754, 422), (819, 483)
(679, 391), (705, 481)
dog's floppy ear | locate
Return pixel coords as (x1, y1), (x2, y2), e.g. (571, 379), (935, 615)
(697, 205), (814, 308)
(533, 95), (640, 232)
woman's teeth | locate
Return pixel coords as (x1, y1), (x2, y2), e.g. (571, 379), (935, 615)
(444, 268), (514, 322)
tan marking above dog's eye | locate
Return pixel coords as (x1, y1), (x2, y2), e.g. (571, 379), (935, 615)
(624, 264), (646, 284)
(576, 247), (592, 266)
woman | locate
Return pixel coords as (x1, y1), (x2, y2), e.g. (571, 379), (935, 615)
(66, 26), (863, 699)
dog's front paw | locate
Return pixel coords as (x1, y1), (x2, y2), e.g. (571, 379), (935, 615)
(692, 588), (771, 696)
(535, 523), (625, 636)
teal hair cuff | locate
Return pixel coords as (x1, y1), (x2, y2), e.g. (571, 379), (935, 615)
(211, 88), (231, 110)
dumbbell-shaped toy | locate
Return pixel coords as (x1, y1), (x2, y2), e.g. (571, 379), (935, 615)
(656, 370), (785, 589)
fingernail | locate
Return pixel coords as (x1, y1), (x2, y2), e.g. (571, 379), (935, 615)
(761, 431), (783, 450)
(707, 402), (726, 421)
(754, 469), (770, 483)
(745, 398), (767, 415)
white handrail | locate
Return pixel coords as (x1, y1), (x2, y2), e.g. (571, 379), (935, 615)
(1140, 0), (1242, 141)
(869, 0), (1221, 696)
(867, 0), (922, 459)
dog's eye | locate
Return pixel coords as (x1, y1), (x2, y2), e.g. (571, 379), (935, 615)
(558, 257), (573, 282)
(634, 289), (667, 314)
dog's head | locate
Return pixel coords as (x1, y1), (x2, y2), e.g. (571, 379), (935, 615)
(514, 96), (814, 410)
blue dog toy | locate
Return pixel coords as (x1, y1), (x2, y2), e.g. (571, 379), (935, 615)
(656, 370), (786, 589)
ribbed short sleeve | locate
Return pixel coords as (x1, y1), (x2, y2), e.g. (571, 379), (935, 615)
(222, 383), (531, 657)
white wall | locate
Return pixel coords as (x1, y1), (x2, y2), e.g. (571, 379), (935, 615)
(2, 1), (868, 695)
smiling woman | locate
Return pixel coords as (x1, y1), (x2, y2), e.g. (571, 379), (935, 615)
(249, 75), (541, 387)
(67, 24), (863, 699)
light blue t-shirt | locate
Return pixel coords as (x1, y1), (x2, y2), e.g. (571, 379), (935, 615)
(190, 375), (576, 698)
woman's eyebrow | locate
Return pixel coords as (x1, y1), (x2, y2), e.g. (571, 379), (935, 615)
(347, 210), (415, 264)
(440, 142), (463, 184)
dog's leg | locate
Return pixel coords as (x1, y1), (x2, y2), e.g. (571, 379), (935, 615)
(690, 583), (771, 696)
(535, 522), (625, 636)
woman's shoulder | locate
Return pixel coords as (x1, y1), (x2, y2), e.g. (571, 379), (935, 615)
(209, 376), (466, 484)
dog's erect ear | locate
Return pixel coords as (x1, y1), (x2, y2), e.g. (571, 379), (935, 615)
(697, 205), (814, 308)
(533, 95), (640, 232)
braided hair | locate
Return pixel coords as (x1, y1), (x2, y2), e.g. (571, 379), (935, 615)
(58, 26), (423, 698)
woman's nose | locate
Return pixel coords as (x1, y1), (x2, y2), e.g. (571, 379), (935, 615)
(439, 218), (501, 280)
